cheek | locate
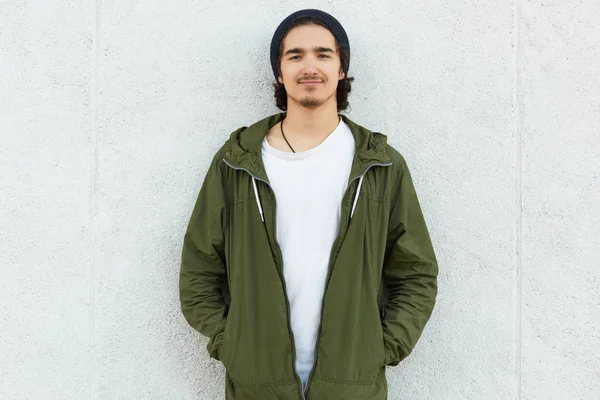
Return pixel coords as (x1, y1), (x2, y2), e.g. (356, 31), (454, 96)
(281, 69), (296, 83)
(327, 64), (342, 78)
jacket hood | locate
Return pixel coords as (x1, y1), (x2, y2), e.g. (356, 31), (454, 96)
(222, 113), (391, 184)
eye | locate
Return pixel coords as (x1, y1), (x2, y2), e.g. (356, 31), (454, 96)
(319, 54), (331, 58)
(290, 55), (301, 60)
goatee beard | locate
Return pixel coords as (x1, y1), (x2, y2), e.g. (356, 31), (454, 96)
(299, 97), (323, 108)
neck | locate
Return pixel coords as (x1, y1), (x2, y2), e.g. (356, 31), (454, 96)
(283, 99), (340, 138)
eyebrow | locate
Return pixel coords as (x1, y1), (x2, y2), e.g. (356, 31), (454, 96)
(283, 46), (336, 57)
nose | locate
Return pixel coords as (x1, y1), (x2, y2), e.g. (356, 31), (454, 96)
(301, 65), (318, 75)
(301, 55), (319, 75)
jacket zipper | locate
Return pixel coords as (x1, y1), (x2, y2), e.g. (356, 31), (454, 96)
(302, 161), (392, 397)
(222, 159), (306, 400)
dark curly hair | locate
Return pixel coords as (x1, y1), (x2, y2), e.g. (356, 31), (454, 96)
(272, 17), (354, 112)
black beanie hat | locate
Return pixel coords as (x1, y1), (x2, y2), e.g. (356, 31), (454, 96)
(270, 9), (350, 80)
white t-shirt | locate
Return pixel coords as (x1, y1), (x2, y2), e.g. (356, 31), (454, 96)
(261, 118), (355, 388)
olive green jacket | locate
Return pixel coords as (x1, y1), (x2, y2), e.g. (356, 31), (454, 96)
(180, 113), (438, 399)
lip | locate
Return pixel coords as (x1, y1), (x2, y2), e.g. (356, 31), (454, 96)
(299, 81), (322, 86)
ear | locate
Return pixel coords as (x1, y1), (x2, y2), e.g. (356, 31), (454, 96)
(278, 75), (283, 84)
(339, 69), (345, 80)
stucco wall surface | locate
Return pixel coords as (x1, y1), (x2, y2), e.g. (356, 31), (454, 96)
(1, 1), (598, 399)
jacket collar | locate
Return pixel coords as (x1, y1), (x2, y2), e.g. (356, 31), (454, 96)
(223, 113), (391, 184)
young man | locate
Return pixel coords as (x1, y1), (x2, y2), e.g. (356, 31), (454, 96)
(180, 9), (438, 400)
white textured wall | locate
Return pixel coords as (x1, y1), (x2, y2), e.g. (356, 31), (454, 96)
(1, 1), (598, 399)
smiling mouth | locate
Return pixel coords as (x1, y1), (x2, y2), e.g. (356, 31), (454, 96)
(299, 80), (322, 85)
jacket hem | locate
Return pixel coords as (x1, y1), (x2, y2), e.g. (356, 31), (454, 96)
(227, 374), (298, 389)
(311, 373), (384, 386)
(305, 372), (388, 400)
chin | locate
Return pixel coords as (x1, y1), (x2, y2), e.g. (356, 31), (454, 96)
(299, 97), (325, 108)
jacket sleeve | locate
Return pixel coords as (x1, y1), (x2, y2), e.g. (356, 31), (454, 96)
(179, 154), (229, 361)
(381, 155), (438, 366)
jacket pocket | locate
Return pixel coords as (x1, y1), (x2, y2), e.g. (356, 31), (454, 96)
(379, 327), (387, 367)
(317, 297), (387, 383)
(220, 309), (233, 368)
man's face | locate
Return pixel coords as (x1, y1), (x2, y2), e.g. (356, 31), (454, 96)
(278, 24), (345, 110)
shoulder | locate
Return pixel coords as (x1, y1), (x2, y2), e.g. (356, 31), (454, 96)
(207, 125), (248, 167)
(365, 126), (409, 176)
(384, 142), (409, 173)
(343, 116), (409, 173)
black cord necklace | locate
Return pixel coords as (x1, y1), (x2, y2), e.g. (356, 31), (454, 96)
(280, 119), (296, 153)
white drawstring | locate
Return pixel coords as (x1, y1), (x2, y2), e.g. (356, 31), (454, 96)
(350, 175), (364, 219)
(251, 177), (264, 222)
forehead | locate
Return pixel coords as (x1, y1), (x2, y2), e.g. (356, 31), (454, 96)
(281, 24), (337, 51)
